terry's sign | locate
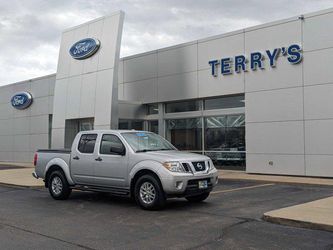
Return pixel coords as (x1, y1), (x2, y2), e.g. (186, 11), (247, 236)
(11, 92), (33, 110)
(69, 38), (100, 60)
(208, 44), (302, 77)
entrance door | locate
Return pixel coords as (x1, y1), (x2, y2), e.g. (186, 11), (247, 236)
(65, 118), (94, 148)
(94, 134), (128, 187)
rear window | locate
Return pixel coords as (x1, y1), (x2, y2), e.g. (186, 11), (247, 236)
(78, 134), (97, 154)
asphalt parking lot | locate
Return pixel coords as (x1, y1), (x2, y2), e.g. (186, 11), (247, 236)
(0, 180), (333, 250)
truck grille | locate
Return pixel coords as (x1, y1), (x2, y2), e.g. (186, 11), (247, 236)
(182, 163), (192, 172)
(192, 161), (206, 172)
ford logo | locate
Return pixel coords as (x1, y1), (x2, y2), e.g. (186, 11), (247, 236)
(69, 38), (100, 60)
(11, 92), (33, 110)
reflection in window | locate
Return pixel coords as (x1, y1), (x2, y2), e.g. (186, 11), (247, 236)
(147, 104), (159, 115)
(204, 94), (245, 110)
(119, 119), (143, 130)
(148, 120), (158, 134)
(165, 118), (202, 150)
(78, 134), (97, 154)
(165, 100), (200, 113)
(204, 114), (245, 169)
(100, 134), (125, 155)
(205, 115), (245, 151)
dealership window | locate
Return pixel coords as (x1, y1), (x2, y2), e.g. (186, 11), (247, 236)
(204, 94), (245, 110)
(204, 114), (245, 169)
(165, 100), (200, 113)
(165, 118), (202, 151)
(119, 119), (143, 130)
(148, 120), (158, 134)
(147, 104), (159, 115)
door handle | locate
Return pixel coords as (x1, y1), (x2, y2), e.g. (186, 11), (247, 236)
(95, 157), (103, 162)
(73, 156), (80, 160)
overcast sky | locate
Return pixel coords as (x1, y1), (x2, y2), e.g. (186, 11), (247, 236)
(1, 0), (333, 86)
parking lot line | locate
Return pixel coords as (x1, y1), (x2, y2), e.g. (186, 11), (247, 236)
(211, 183), (275, 195)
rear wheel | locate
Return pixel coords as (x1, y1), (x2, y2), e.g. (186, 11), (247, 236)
(48, 170), (71, 200)
(134, 175), (166, 210)
(186, 192), (210, 202)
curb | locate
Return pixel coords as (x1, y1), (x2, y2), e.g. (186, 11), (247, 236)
(262, 214), (333, 232)
(218, 176), (333, 187)
(0, 182), (44, 189)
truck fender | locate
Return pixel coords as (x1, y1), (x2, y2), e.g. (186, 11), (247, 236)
(44, 158), (75, 185)
(129, 160), (165, 187)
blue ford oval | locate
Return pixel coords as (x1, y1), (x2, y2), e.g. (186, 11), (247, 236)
(11, 92), (33, 110)
(69, 38), (100, 60)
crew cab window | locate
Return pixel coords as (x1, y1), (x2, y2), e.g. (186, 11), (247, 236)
(100, 134), (126, 155)
(78, 134), (97, 154)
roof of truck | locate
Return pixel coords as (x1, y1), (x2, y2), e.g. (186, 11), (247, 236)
(79, 130), (151, 134)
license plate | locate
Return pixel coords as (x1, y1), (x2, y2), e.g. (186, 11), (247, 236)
(198, 180), (208, 189)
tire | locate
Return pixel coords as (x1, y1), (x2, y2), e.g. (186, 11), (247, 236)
(134, 174), (166, 210)
(48, 170), (72, 200)
(186, 192), (210, 202)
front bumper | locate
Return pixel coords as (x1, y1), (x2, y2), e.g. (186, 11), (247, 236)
(161, 170), (218, 197)
(32, 171), (39, 179)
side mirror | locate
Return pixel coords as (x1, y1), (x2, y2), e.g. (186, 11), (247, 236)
(111, 146), (126, 156)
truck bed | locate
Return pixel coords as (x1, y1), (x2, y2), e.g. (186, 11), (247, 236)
(37, 149), (71, 153)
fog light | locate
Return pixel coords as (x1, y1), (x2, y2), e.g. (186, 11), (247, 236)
(175, 181), (183, 190)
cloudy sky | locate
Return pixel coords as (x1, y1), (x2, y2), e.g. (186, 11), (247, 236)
(1, 0), (333, 86)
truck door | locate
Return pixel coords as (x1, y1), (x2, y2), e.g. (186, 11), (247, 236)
(70, 133), (97, 185)
(93, 134), (128, 187)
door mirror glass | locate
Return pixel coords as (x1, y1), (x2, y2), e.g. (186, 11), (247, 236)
(110, 145), (126, 155)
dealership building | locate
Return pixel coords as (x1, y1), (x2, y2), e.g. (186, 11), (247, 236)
(1, 8), (333, 177)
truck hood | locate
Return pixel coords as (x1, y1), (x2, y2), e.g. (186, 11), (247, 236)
(140, 150), (210, 163)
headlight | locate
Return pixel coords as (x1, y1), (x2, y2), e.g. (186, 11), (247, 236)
(208, 159), (216, 171)
(162, 162), (186, 173)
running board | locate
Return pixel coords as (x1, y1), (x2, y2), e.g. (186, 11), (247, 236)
(74, 185), (130, 196)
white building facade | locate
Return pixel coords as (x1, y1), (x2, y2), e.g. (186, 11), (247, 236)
(1, 8), (333, 177)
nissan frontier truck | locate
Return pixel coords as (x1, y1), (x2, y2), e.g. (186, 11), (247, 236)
(33, 130), (218, 210)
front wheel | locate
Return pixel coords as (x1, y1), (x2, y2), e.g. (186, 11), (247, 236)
(186, 192), (210, 202)
(134, 175), (166, 210)
(48, 170), (71, 200)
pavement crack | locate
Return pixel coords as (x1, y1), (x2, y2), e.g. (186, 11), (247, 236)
(0, 221), (96, 250)
(187, 218), (251, 250)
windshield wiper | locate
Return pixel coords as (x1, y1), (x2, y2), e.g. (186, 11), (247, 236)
(136, 148), (172, 153)
(136, 149), (155, 153)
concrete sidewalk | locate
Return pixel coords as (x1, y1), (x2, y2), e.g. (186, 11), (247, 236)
(0, 166), (43, 187)
(0, 165), (333, 188)
(264, 197), (333, 232)
(219, 170), (333, 186)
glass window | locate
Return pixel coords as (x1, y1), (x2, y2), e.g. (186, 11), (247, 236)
(119, 120), (143, 130)
(204, 114), (245, 169)
(78, 134), (97, 154)
(122, 132), (175, 152)
(204, 95), (245, 110)
(148, 120), (158, 134)
(165, 118), (202, 150)
(165, 100), (200, 113)
(205, 116), (227, 150)
(204, 115), (245, 151)
(100, 134), (126, 155)
(147, 104), (158, 115)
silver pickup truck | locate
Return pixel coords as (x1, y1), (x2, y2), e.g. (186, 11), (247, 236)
(33, 130), (218, 210)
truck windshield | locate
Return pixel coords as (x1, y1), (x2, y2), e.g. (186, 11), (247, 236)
(121, 132), (176, 153)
